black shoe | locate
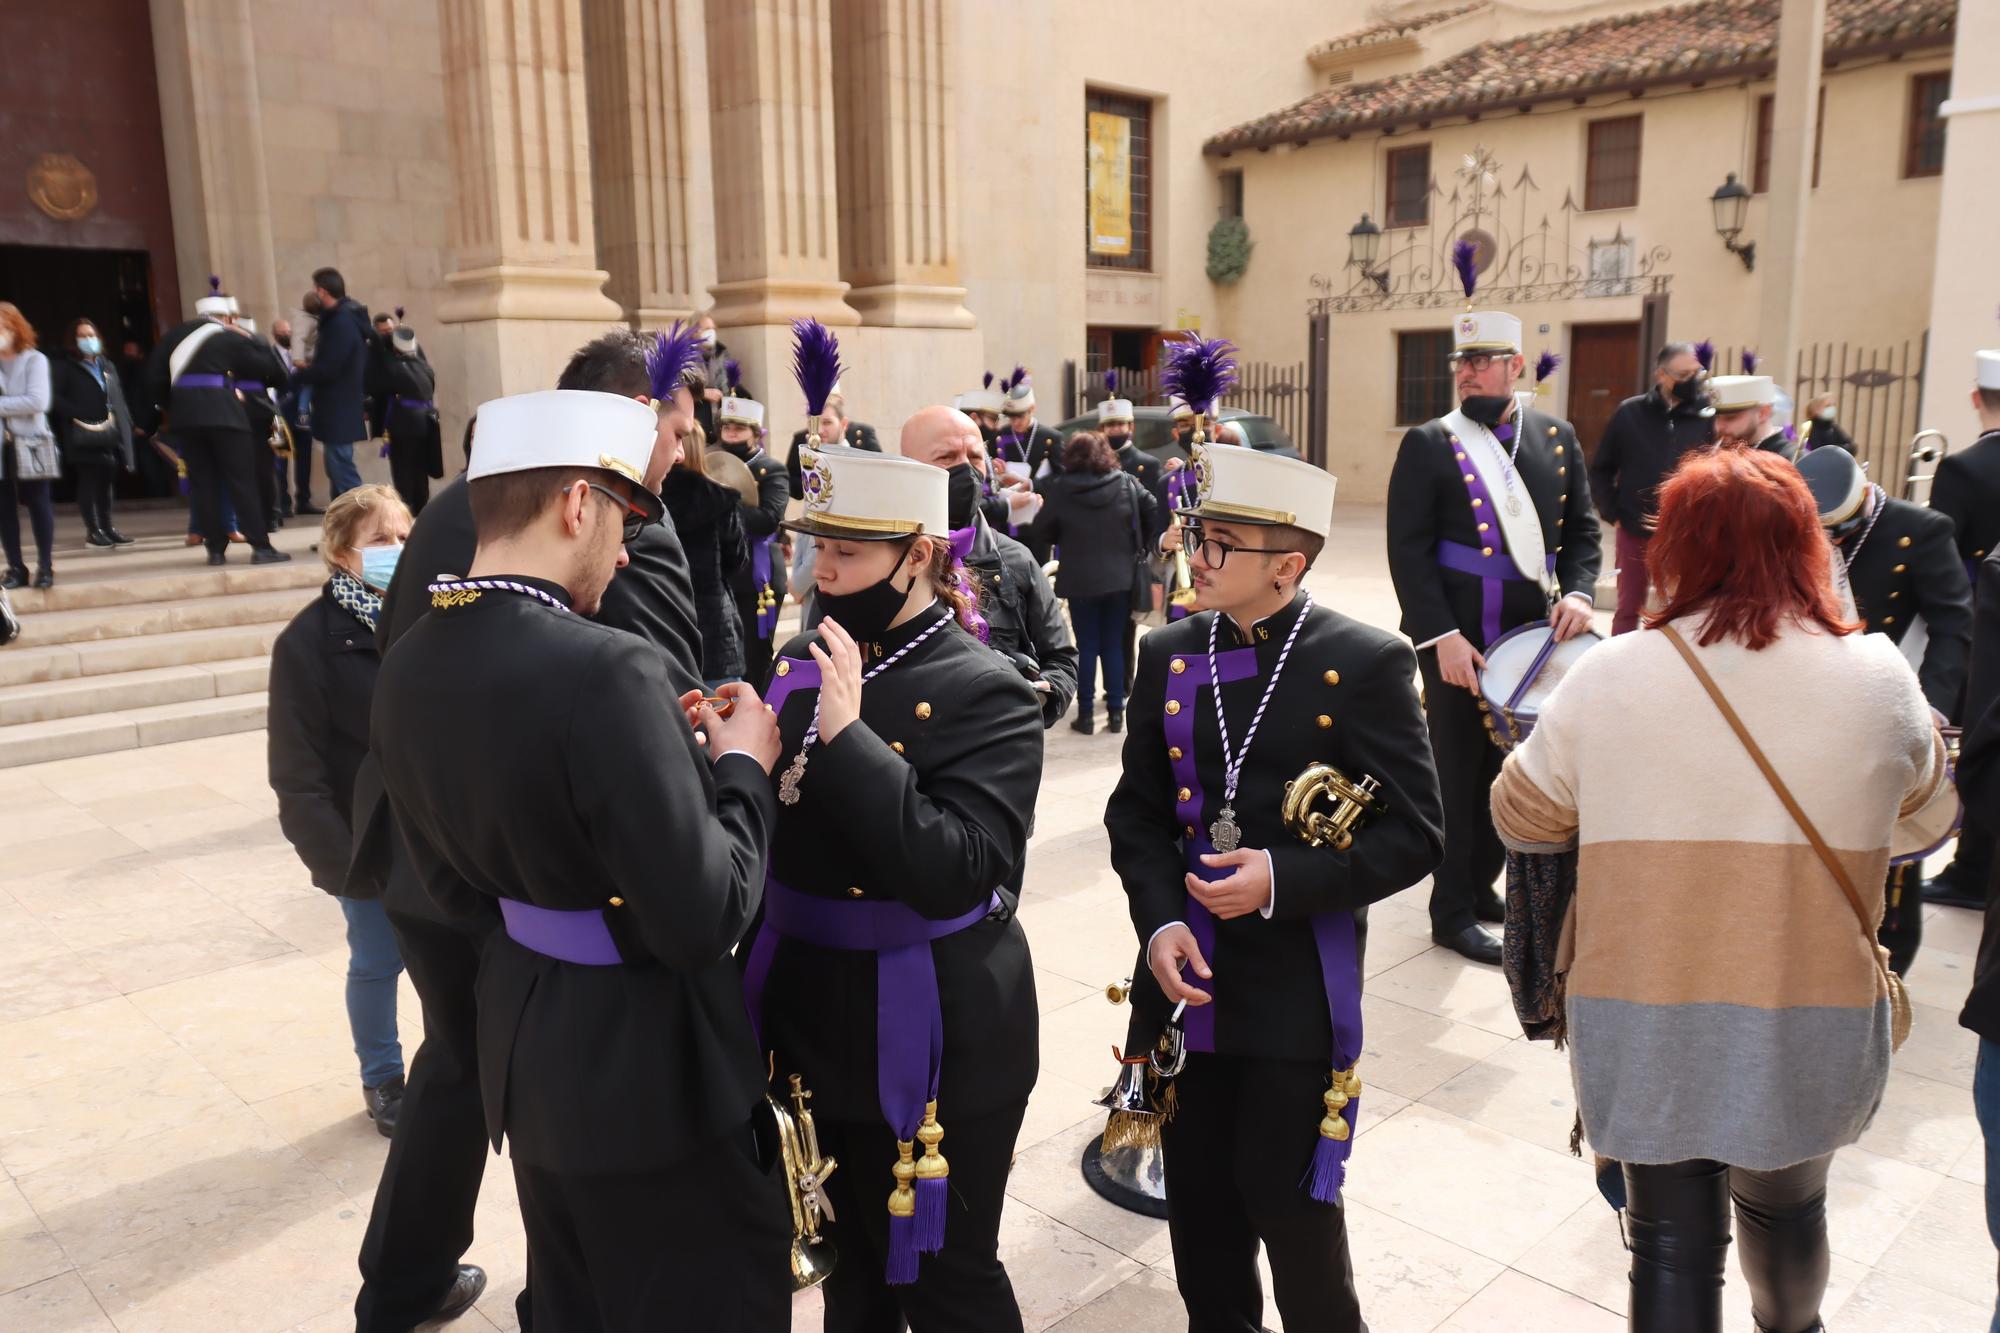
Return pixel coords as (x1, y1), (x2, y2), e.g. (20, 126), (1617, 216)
(1923, 872), (1985, 910)
(1474, 894), (1505, 924)
(251, 546), (293, 565)
(1434, 923), (1503, 965)
(363, 1074), (406, 1137)
(207, 551), (227, 566)
(32, 569), (52, 590)
(423, 1265), (488, 1325)
(295, 502), (324, 516)
(1070, 714), (1095, 735)
(2, 567), (26, 590)
(106, 528), (135, 546)
(1107, 710), (1124, 734)
(85, 529), (114, 548)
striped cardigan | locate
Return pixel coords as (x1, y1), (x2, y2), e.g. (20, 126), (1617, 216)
(1490, 618), (1946, 1169)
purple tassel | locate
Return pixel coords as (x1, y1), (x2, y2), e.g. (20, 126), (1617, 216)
(1741, 348), (1759, 374)
(645, 321), (702, 404)
(1534, 351), (1563, 384)
(379, 440), (392, 459)
(791, 319), (847, 418)
(208, 274), (222, 296)
(1305, 1131), (1350, 1203)
(886, 1212), (919, 1285)
(177, 475), (191, 497)
(1104, 367), (1119, 396)
(394, 306), (405, 321)
(1160, 336), (1240, 419)
(723, 357), (741, 395)
(1693, 339), (1715, 372)
(915, 1177), (948, 1253)
(1451, 238), (1479, 300)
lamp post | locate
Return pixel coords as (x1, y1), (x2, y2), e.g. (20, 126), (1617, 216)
(1710, 173), (1756, 271)
(1347, 213), (1389, 293)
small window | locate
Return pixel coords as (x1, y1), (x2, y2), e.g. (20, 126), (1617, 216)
(1903, 72), (1949, 179)
(1218, 169), (1244, 221)
(1584, 115), (1643, 211)
(1753, 94), (1774, 194)
(1396, 331), (1454, 427)
(1385, 144), (1430, 228)
(1086, 90), (1153, 270)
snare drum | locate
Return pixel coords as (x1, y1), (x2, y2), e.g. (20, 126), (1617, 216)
(1476, 620), (1605, 750)
(1890, 725), (1962, 867)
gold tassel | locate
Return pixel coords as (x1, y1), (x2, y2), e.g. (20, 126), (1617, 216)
(1318, 1068), (1352, 1142)
(915, 1101), (949, 1184)
(1100, 1110), (1162, 1152)
(886, 1139), (916, 1217)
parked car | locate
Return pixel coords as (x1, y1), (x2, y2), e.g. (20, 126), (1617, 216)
(1054, 405), (1301, 461)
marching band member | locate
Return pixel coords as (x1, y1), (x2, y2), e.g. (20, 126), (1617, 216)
(716, 390), (791, 684)
(1708, 374), (1794, 459)
(1107, 381), (1443, 1330)
(371, 388), (791, 1330)
(994, 370), (1062, 562)
(741, 328), (1045, 1330)
(1799, 445), (1971, 975)
(1385, 259), (1602, 964)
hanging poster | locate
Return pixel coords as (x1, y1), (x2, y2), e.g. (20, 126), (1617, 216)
(1087, 111), (1133, 257)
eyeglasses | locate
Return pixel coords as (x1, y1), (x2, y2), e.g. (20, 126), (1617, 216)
(1183, 527), (1301, 569)
(1448, 352), (1501, 373)
(572, 481), (651, 544)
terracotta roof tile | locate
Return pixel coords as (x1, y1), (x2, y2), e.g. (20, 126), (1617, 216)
(1307, 3), (1489, 60)
(1209, 0), (1955, 154)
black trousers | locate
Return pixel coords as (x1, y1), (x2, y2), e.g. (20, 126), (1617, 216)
(291, 425), (315, 506)
(1417, 647), (1505, 934)
(816, 1099), (1029, 1333)
(1879, 864), (1925, 977)
(1936, 826), (1994, 903)
(354, 908), (492, 1333)
(512, 1115), (791, 1333)
(1162, 1054), (1366, 1333)
(1624, 1155), (1832, 1333)
(740, 597), (775, 690)
(181, 426), (270, 552)
(387, 433), (431, 516)
(73, 460), (118, 534)
(0, 473), (54, 574)
(1121, 616), (1139, 697)
(253, 432), (281, 532)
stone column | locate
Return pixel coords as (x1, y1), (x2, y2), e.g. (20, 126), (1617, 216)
(149, 0), (280, 321)
(435, 0), (624, 405)
(1917, 0), (2000, 436)
(582, 0), (715, 327)
(1754, 0), (1825, 379)
(830, 0), (974, 329)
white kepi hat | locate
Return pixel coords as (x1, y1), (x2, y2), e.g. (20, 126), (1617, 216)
(467, 389), (664, 524)
(1186, 441), (1337, 539)
(1452, 311), (1522, 356)
(1977, 350), (2000, 391)
(720, 396), (766, 431)
(783, 446), (948, 542)
(1097, 398), (1135, 425)
(1707, 375), (1777, 414)
(961, 387), (1004, 414)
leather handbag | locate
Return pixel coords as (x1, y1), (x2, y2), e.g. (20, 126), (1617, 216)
(1662, 625), (1913, 1050)
(4, 423), (61, 482)
(1125, 473), (1166, 623)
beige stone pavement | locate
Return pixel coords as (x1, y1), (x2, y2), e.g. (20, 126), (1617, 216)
(0, 508), (1992, 1331)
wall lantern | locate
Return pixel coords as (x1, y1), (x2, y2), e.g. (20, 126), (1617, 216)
(1347, 213), (1389, 292)
(1710, 173), (1756, 272)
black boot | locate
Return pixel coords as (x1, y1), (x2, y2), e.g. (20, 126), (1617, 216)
(1070, 711), (1095, 735)
(2, 567), (26, 589)
(363, 1074), (406, 1138)
(251, 546), (294, 565)
(85, 529), (114, 548)
(32, 569), (52, 590)
(1107, 709), (1124, 734)
(106, 527), (135, 546)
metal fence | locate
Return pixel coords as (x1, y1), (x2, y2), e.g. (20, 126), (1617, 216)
(1708, 338), (1929, 498)
(1065, 360), (1314, 453)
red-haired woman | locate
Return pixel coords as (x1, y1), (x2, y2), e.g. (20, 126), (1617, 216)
(1491, 448), (1946, 1333)
(0, 302), (56, 588)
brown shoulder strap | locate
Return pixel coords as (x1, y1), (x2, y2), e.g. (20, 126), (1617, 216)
(1658, 624), (1876, 936)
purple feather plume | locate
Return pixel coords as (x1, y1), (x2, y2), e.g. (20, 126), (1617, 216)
(645, 320), (703, 404)
(1535, 351), (1563, 384)
(1011, 365), (1027, 389)
(982, 371), (994, 389)
(394, 306), (405, 321)
(791, 319), (846, 418)
(1105, 368), (1119, 396)
(1741, 349), (1759, 374)
(208, 275), (222, 295)
(1451, 239), (1479, 301)
(1159, 336), (1240, 418)
(723, 358), (741, 395)
(1694, 339), (1715, 372)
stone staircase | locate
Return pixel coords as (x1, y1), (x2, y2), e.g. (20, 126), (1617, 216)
(0, 504), (325, 767)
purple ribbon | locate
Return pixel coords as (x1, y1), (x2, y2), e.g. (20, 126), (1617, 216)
(1160, 646), (1365, 1196)
(751, 537), (779, 638)
(496, 897), (624, 966)
(947, 524), (977, 561)
(944, 525), (991, 644)
(174, 374), (229, 390)
(1435, 538), (1556, 650)
(1966, 557), (1980, 589)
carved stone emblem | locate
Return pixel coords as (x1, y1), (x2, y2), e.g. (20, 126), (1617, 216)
(27, 154), (97, 222)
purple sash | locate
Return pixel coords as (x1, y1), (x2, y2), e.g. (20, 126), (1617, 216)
(497, 897), (625, 965)
(1162, 644), (1364, 1195)
(175, 373), (229, 390)
(751, 537), (778, 638)
(1436, 538), (1558, 650)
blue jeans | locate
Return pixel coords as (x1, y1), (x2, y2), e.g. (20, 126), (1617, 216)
(1070, 592), (1130, 716)
(1978, 1038), (2000, 1333)
(339, 896), (406, 1087)
(322, 438), (363, 497)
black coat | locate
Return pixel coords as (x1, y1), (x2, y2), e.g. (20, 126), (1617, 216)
(1106, 595), (1445, 1062)
(1954, 556), (2000, 1043)
(662, 468), (748, 681)
(786, 422), (881, 498)
(1029, 468), (1160, 602)
(962, 512), (1078, 727)
(268, 585), (378, 896)
(367, 351), (443, 479)
(135, 319), (275, 434)
(1116, 440), (1162, 494)
(1842, 495), (1972, 718)
(292, 299), (373, 444)
(993, 422), (1063, 479)
(1386, 405), (1603, 648)
(1587, 387), (1715, 531)
(757, 604), (1044, 1123)
(49, 355), (135, 469)
(724, 443), (790, 632)
(233, 339), (291, 447)
(1929, 431), (2000, 571)
(373, 580), (775, 1172)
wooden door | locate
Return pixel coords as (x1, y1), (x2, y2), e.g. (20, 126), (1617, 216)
(1566, 322), (1641, 463)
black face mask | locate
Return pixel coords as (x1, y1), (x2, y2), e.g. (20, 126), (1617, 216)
(816, 549), (917, 643)
(978, 422), (997, 445)
(1460, 395), (1513, 428)
(946, 463), (980, 530)
(274, 333), (292, 349)
(1672, 375), (1705, 405)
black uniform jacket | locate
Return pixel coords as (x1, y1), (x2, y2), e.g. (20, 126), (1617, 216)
(727, 444), (791, 622)
(1386, 405), (1603, 649)
(786, 422), (882, 497)
(1116, 440), (1162, 494)
(368, 351), (444, 478)
(962, 511), (1078, 727)
(372, 579), (776, 1172)
(993, 422), (1064, 478)
(1106, 596), (1445, 1064)
(268, 587), (377, 896)
(233, 340), (291, 446)
(134, 319), (271, 434)
(756, 604), (1045, 1123)
(1930, 432), (2000, 573)
(1844, 496), (1972, 717)
(1953, 557), (2000, 1043)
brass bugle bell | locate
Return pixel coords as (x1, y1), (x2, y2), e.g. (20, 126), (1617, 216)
(1909, 428), (1947, 502)
(1105, 977), (1132, 1005)
(1282, 763), (1387, 851)
(767, 1071), (838, 1291)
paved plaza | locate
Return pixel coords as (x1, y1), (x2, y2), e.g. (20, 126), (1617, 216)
(0, 508), (1992, 1331)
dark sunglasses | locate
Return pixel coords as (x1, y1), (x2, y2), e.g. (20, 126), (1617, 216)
(573, 481), (651, 544)
(1183, 527), (1301, 569)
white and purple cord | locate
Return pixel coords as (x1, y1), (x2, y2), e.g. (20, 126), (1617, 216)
(797, 611), (954, 755)
(1207, 593), (1315, 803)
(427, 578), (571, 613)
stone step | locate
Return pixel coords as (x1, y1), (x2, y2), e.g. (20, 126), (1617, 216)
(0, 692), (270, 769)
(6, 559), (325, 616)
(0, 657), (269, 727)
(0, 622), (289, 688)
(8, 587), (315, 648)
